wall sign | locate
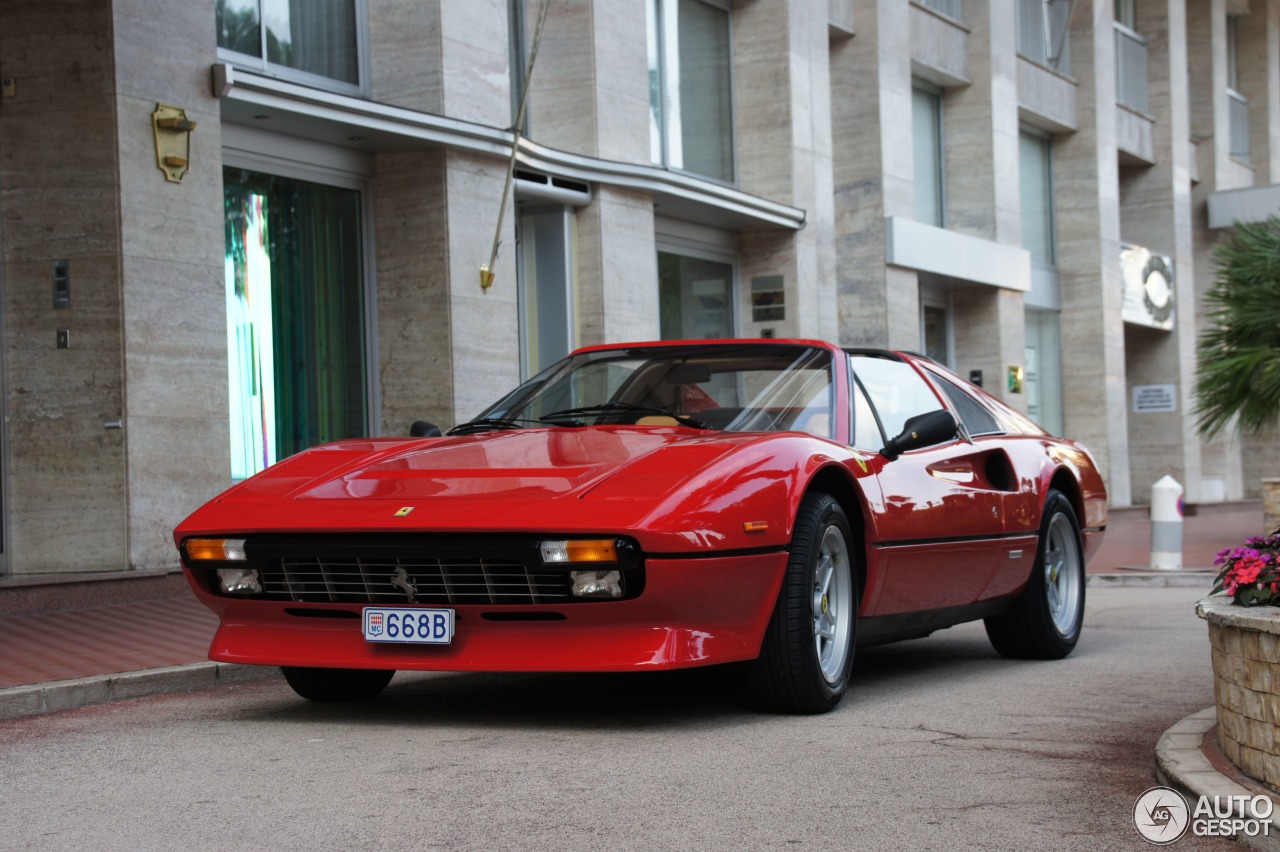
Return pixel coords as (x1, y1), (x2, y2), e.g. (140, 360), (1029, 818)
(1132, 384), (1177, 413)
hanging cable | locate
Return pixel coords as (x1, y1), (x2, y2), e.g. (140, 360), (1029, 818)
(481, 0), (553, 291)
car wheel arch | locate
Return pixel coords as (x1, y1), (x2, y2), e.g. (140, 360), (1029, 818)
(1045, 469), (1084, 530)
(801, 466), (869, 604)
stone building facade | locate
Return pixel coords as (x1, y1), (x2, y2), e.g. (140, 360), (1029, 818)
(0, 0), (1277, 577)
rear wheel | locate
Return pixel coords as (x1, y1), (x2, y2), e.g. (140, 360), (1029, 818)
(747, 492), (856, 714)
(984, 489), (1084, 659)
(281, 667), (395, 702)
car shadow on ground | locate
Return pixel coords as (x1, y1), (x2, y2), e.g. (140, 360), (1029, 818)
(232, 628), (1010, 731)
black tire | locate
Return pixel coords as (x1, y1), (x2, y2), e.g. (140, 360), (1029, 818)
(747, 492), (857, 714)
(984, 489), (1085, 660)
(281, 667), (395, 702)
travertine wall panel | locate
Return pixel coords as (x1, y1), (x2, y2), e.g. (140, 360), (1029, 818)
(114, 0), (227, 569)
(375, 151), (455, 433)
(736, 0), (837, 341)
(577, 187), (659, 346)
(1, 0), (127, 574)
(439, 0), (511, 127)
(1119, 0), (1200, 503)
(1055, 0), (1131, 506)
(832, 0), (915, 348)
(444, 151), (519, 423)
(369, 0), (443, 113)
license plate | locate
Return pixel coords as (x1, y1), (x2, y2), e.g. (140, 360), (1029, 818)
(362, 607), (454, 644)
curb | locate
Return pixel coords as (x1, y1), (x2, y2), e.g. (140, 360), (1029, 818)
(1088, 572), (1214, 588)
(1155, 707), (1280, 851)
(0, 662), (277, 722)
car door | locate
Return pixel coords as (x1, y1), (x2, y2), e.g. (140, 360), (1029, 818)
(850, 354), (1007, 616)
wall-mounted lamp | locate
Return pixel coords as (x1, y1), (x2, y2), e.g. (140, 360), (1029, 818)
(152, 103), (196, 182)
(1008, 365), (1025, 394)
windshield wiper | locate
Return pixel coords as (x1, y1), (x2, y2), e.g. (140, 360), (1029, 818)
(540, 402), (715, 430)
(447, 417), (544, 436)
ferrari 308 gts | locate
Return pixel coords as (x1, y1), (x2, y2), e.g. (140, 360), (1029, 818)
(175, 339), (1106, 713)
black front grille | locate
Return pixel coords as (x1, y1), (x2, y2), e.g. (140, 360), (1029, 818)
(262, 556), (571, 605)
(190, 534), (643, 605)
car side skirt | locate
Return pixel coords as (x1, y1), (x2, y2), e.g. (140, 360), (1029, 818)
(856, 598), (1013, 647)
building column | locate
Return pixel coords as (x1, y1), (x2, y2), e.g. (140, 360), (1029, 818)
(734, 0), (838, 342)
(945, 0), (1025, 408)
(114, 0), (228, 569)
(1056, 0), (1132, 505)
(832, 0), (918, 349)
(1189, 0), (1246, 500)
(520, 0), (659, 346)
(1118, 0), (1201, 502)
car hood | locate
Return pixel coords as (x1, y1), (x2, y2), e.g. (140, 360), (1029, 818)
(176, 427), (781, 542)
(290, 428), (734, 501)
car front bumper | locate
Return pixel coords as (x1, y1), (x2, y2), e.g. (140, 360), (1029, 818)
(184, 551), (788, 672)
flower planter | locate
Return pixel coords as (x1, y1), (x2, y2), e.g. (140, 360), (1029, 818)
(1197, 595), (1280, 789)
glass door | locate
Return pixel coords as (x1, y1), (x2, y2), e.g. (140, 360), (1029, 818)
(223, 167), (369, 478)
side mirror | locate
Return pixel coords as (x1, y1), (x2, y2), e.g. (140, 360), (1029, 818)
(410, 420), (443, 438)
(880, 409), (958, 461)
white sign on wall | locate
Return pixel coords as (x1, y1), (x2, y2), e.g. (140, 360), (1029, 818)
(1132, 384), (1177, 413)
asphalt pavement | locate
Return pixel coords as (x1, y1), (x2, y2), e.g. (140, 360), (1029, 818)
(0, 499), (1274, 847)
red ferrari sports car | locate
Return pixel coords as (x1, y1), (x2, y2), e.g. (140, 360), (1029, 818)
(175, 339), (1106, 713)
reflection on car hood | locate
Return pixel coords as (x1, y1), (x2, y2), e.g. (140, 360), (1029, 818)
(220, 427), (739, 504)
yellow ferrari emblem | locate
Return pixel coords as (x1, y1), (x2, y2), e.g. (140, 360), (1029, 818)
(394, 506), (415, 517)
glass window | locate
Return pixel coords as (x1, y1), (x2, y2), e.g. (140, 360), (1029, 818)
(658, 250), (734, 340)
(922, 304), (950, 366)
(648, 0), (735, 183)
(1025, 308), (1064, 435)
(913, 87), (945, 227)
(1016, 0), (1073, 74)
(474, 343), (832, 436)
(918, 0), (962, 20)
(217, 0), (360, 88)
(851, 379), (884, 452)
(1019, 130), (1055, 266)
(518, 208), (577, 379)
(849, 355), (944, 442)
(929, 372), (1003, 436)
(508, 0), (531, 133)
(223, 168), (368, 479)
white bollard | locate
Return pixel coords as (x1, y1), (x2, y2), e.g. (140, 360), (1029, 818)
(1150, 475), (1183, 571)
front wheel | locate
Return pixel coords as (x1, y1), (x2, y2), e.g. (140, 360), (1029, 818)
(984, 489), (1085, 659)
(281, 667), (396, 702)
(746, 492), (857, 714)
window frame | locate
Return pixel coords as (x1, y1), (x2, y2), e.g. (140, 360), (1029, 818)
(216, 0), (370, 97)
(647, 0), (739, 186)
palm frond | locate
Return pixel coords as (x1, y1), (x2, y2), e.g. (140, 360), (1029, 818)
(1195, 217), (1280, 439)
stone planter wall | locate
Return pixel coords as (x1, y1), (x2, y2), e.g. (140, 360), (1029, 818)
(1197, 596), (1280, 789)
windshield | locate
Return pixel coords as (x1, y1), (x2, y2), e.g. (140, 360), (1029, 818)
(463, 343), (835, 437)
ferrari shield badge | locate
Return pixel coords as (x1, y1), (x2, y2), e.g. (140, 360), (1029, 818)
(394, 506), (415, 517)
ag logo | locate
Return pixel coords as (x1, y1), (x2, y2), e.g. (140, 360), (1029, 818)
(1134, 786), (1190, 845)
